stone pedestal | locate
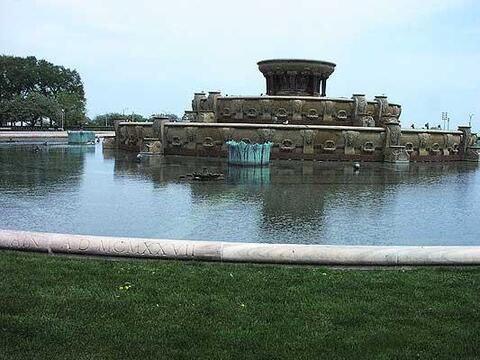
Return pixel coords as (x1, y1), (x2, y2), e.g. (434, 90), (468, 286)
(102, 137), (116, 149)
(352, 94), (367, 127)
(384, 121), (409, 163)
(384, 145), (410, 163)
(375, 95), (389, 127)
(458, 126), (480, 161)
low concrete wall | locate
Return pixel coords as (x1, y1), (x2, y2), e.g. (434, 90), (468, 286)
(1, 229), (479, 266)
(0, 131), (115, 143)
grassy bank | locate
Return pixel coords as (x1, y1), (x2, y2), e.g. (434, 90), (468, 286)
(1, 250), (479, 359)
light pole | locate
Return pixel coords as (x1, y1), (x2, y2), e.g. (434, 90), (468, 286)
(61, 109), (65, 130)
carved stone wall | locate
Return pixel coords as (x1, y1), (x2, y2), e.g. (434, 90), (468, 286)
(160, 124), (385, 161)
(214, 96), (401, 126)
(400, 130), (462, 160)
(116, 122), (470, 162)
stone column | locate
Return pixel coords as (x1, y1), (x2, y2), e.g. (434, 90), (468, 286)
(287, 71), (297, 94)
(352, 94), (367, 126)
(375, 95), (389, 127)
(312, 74), (320, 96)
(113, 119), (122, 147)
(145, 116), (168, 154)
(458, 126), (479, 162)
(266, 73), (273, 95)
(383, 121), (409, 163)
(207, 91), (221, 110)
(321, 79), (327, 97)
(192, 92), (206, 111)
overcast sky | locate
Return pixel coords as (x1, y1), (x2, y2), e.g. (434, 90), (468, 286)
(1, 0), (479, 128)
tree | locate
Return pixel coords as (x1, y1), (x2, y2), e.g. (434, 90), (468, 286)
(55, 91), (85, 126)
(89, 112), (148, 127)
(0, 55), (86, 127)
(151, 113), (180, 122)
(0, 92), (61, 127)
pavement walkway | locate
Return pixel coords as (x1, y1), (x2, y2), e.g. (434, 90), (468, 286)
(0, 131), (115, 142)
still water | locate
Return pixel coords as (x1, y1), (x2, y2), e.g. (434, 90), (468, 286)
(1, 143), (479, 245)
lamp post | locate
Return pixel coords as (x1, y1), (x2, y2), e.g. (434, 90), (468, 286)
(61, 109), (65, 130)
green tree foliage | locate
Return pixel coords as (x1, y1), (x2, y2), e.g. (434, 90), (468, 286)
(0, 93), (61, 127)
(0, 55), (86, 127)
(90, 112), (148, 126)
(89, 112), (180, 126)
(152, 113), (180, 122)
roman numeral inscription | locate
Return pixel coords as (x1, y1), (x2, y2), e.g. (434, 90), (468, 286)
(55, 237), (198, 259)
(9, 236), (40, 250)
(0, 231), (222, 260)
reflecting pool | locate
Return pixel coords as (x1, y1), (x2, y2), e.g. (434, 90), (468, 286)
(1, 143), (480, 245)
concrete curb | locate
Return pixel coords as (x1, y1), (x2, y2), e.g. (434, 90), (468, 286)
(1, 229), (480, 265)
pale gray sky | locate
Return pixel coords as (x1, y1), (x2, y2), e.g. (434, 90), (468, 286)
(1, 0), (479, 128)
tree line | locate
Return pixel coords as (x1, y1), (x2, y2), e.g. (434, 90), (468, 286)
(89, 112), (179, 126)
(0, 55), (180, 128)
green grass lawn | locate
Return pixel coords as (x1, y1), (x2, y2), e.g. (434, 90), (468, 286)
(1, 250), (479, 360)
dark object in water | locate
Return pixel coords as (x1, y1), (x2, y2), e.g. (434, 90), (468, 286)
(192, 172), (224, 181)
(179, 168), (224, 181)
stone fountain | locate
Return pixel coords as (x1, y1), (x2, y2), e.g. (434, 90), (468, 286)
(114, 59), (479, 163)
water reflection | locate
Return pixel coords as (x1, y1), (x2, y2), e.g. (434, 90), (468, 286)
(0, 143), (91, 193)
(226, 166), (271, 185)
(1, 143), (479, 245)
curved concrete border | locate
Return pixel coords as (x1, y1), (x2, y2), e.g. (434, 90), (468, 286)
(1, 229), (480, 265)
